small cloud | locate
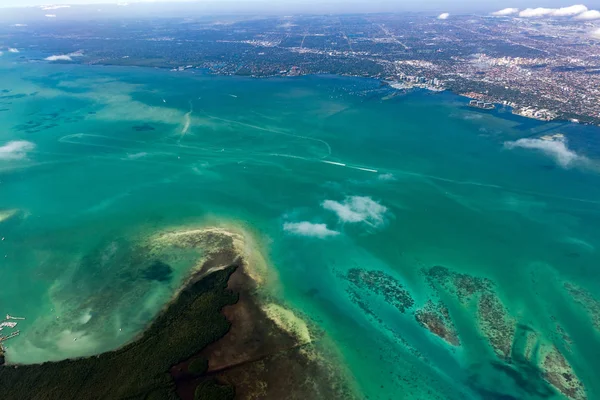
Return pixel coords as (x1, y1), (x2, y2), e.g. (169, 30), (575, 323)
(45, 14), (57, 18)
(575, 10), (600, 20)
(41, 5), (70, 10)
(0, 141), (35, 160)
(437, 13), (450, 20)
(492, 8), (519, 16)
(8, 48), (19, 53)
(322, 196), (388, 227)
(504, 137), (587, 168)
(45, 55), (72, 61)
(283, 221), (339, 238)
(45, 51), (83, 62)
(592, 28), (600, 39)
(11, 24), (27, 27)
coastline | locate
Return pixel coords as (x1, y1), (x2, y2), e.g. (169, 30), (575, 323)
(65, 55), (600, 127)
(0, 225), (359, 399)
(171, 264), (359, 400)
(9, 50), (600, 128)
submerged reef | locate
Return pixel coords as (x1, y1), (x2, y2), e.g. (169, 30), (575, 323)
(477, 292), (515, 360)
(345, 268), (415, 313)
(142, 260), (174, 282)
(423, 265), (493, 301)
(542, 347), (587, 400)
(414, 300), (460, 346)
(419, 265), (587, 399)
(422, 265), (514, 359)
(338, 262), (589, 399)
(564, 282), (600, 331)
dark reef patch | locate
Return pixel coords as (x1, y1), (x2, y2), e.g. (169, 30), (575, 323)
(421, 265), (514, 358)
(0, 93), (27, 100)
(564, 282), (600, 330)
(143, 259), (173, 282)
(414, 300), (460, 346)
(344, 268), (414, 313)
(133, 123), (155, 132)
(419, 266), (587, 399)
(423, 265), (493, 301)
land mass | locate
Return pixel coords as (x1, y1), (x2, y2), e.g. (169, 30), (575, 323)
(0, 227), (356, 400)
(1, 12), (598, 125)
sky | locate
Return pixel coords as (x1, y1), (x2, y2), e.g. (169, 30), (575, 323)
(1, 0), (600, 17)
(2, 0), (600, 10)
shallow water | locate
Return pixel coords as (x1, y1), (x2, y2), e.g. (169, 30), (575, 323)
(1, 53), (600, 399)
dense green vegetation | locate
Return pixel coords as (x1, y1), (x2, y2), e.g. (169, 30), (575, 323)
(0, 266), (238, 400)
(194, 380), (235, 400)
(188, 358), (209, 375)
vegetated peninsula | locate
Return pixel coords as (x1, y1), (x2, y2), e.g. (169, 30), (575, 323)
(0, 227), (356, 400)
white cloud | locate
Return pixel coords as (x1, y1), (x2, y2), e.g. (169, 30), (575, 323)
(0, 141), (35, 160)
(45, 55), (72, 61)
(519, 4), (588, 17)
(437, 13), (450, 20)
(322, 196), (388, 226)
(45, 14), (57, 18)
(575, 10), (600, 20)
(552, 4), (588, 16)
(504, 137), (586, 168)
(283, 222), (339, 238)
(11, 24), (27, 27)
(45, 51), (83, 62)
(492, 8), (519, 16)
(519, 7), (556, 17)
(41, 5), (70, 10)
(8, 48), (19, 53)
(592, 28), (600, 39)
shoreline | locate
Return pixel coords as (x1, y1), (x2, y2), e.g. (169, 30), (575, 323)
(1, 226), (247, 368)
(170, 264), (359, 400)
(0, 225), (359, 399)
(9, 49), (597, 128)
(69, 56), (600, 127)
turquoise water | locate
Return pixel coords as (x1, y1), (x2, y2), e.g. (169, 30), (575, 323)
(1, 53), (600, 399)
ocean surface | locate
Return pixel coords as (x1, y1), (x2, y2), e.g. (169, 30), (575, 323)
(1, 52), (600, 400)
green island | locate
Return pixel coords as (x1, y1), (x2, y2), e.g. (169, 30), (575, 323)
(0, 265), (237, 400)
(0, 226), (356, 400)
